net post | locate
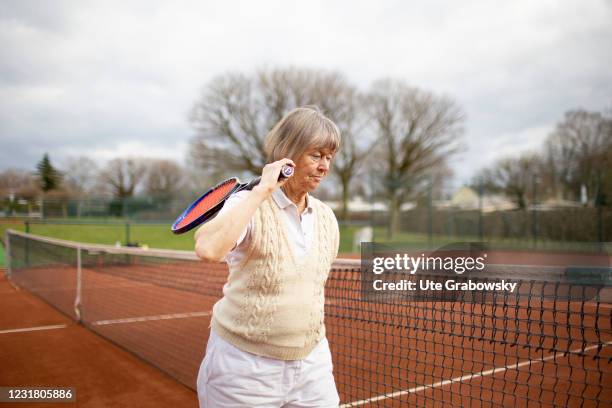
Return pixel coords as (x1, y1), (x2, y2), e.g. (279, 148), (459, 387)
(4, 230), (11, 280)
(74, 246), (82, 323)
(125, 222), (131, 246)
(24, 225), (30, 267)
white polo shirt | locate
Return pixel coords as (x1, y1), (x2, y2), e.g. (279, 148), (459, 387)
(219, 188), (315, 267)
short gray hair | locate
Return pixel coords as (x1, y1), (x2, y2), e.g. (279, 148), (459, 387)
(264, 106), (341, 162)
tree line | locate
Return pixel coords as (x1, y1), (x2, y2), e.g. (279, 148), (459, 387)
(472, 109), (612, 209)
(2, 67), (609, 237)
(0, 155), (186, 201)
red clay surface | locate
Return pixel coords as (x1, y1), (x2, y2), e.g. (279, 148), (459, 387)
(0, 274), (197, 408)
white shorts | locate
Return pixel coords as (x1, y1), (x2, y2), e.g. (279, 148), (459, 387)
(197, 330), (340, 408)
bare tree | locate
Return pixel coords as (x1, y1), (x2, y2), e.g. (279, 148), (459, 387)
(60, 156), (100, 196)
(0, 169), (40, 199)
(601, 110), (612, 205)
(190, 67), (373, 219)
(100, 158), (146, 198)
(190, 67), (345, 175)
(368, 79), (465, 237)
(545, 110), (612, 204)
(312, 76), (373, 221)
(144, 159), (184, 198)
(256, 67), (312, 127)
(190, 72), (264, 176)
(476, 154), (541, 209)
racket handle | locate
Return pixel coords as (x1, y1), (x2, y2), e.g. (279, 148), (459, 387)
(279, 164), (294, 179)
(244, 165), (294, 191)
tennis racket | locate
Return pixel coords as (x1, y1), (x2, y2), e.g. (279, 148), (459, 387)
(171, 164), (294, 234)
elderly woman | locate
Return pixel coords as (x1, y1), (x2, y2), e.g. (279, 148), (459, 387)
(195, 106), (341, 407)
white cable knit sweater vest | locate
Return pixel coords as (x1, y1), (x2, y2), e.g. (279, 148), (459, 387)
(211, 195), (339, 360)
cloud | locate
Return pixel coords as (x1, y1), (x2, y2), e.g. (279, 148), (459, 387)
(1, 0), (611, 186)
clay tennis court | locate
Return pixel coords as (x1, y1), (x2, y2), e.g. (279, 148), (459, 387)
(0, 273), (197, 407)
(2, 230), (611, 407)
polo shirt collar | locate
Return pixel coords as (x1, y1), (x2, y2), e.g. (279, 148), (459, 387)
(272, 188), (314, 214)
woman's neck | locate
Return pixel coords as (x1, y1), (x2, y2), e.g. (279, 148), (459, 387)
(281, 184), (307, 210)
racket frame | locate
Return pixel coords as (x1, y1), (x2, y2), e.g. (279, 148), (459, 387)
(171, 164), (293, 234)
(172, 178), (240, 234)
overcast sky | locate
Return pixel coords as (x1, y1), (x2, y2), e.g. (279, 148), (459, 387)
(1, 0), (611, 188)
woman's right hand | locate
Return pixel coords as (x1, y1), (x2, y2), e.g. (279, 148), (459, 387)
(253, 158), (295, 196)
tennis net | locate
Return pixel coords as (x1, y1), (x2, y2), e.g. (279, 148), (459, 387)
(4, 229), (611, 407)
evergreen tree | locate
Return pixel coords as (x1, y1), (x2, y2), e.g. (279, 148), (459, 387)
(36, 153), (62, 192)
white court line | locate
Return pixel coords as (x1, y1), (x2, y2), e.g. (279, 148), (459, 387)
(340, 340), (612, 407)
(92, 310), (212, 326)
(0, 324), (68, 334)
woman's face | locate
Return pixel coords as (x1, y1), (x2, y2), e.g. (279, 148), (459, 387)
(289, 147), (335, 193)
